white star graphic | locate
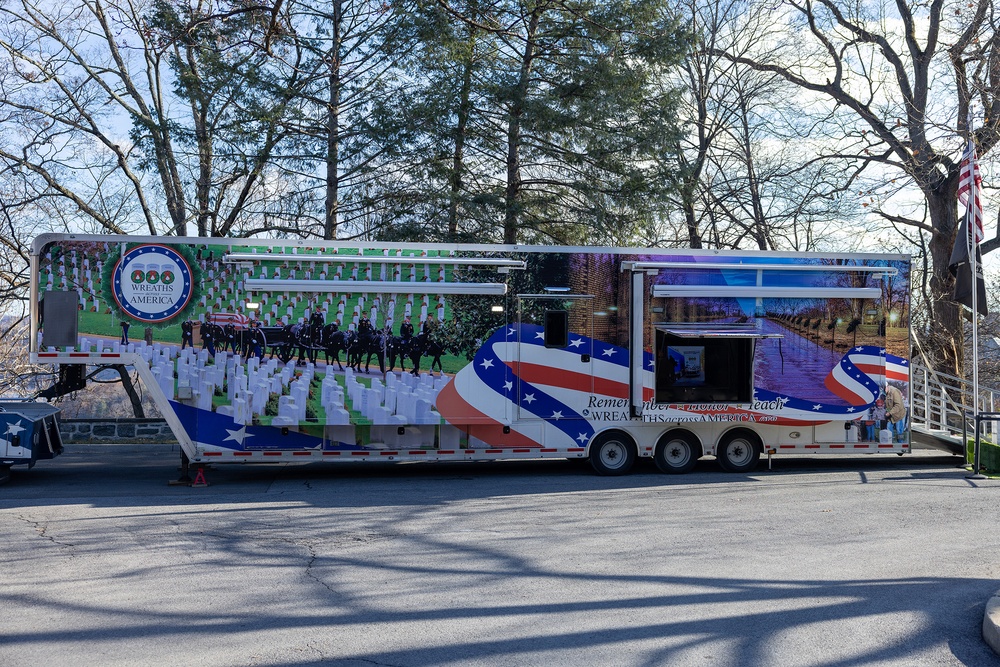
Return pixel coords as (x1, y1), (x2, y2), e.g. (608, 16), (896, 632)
(535, 331), (545, 339)
(523, 393), (536, 404)
(480, 358), (494, 369)
(223, 426), (254, 445)
(5, 420), (26, 437)
(847, 407), (855, 412)
(503, 381), (513, 392)
(551, 411), (563, 419)
(601, 348), (615, 357)
(576, 433), (589, 443)
(568, 338), (584, 348)
(508, 327), (517, 336)
(813, 404), (822, 410)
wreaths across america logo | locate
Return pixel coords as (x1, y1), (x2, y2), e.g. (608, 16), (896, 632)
(111, 244), (194, 323)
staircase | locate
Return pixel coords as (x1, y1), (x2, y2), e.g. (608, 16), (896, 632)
(909, 362), (1000, 455)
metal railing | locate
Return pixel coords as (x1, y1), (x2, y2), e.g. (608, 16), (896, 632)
(910, 362), (1000, 446)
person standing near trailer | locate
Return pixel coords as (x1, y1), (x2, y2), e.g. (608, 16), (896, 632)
(864, 406), (877, 441)
(119, 318), (129, 345)
(885, 383), (906, 442)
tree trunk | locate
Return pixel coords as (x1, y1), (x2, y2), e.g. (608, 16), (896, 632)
(926, 189), (964, 376)
(448, 50), (474, 240)
(503, 11), (540, 245)
(683, 192), (703, 248)
(114, 364), (145, 419)
(325, 0), (343, 241)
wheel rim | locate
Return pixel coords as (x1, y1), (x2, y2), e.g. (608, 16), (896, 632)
(663, 439), (692, 467)
(599, 440), (627, 470)
(723, 438), (754, 467)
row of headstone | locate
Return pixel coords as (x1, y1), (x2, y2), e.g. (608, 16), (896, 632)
(48, 315), (453, 435)
(339, 368), (446, 427)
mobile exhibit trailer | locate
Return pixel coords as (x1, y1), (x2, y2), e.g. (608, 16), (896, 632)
(29, 234), (911, 475)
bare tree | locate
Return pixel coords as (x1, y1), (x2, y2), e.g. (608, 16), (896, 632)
(711, 0), (1000, 374)
(0, 0), (313, 239)
(662, 0), (866, 253)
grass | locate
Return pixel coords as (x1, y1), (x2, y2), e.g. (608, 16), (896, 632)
(966, 439), (1000, 477)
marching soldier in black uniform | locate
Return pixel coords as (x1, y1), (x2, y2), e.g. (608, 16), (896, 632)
(250, 321), (265, 360)
(202, 316), (216, 356)
(181, 320), (194, 350)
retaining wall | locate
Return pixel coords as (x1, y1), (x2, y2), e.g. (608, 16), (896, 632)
(59, 418), (177, 444)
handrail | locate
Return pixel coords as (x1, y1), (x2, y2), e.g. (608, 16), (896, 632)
(909, 345), (1000, 446)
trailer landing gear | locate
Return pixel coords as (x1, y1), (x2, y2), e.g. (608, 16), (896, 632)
(168, 452), (209, 487)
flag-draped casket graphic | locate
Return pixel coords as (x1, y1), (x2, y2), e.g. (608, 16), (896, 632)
(208, 312), (250, 329)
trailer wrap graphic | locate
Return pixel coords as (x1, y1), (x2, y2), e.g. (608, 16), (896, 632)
(111, 244), (195, 323)
(34, 237), (911, 455)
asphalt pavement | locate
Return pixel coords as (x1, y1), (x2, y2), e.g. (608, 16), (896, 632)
(2, 444), (1000, 666)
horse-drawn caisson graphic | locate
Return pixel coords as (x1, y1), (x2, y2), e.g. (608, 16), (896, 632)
(30, 235), (911, 475)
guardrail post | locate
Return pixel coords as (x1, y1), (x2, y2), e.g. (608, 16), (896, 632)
(972, 415), (982, 477)
(963, 416), (968, 460)
(939, 384), (948, 431)
(922, 367), (929, 430)
(992, 394), (997, 445)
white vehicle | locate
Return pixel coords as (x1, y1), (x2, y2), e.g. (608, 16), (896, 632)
(30, 234), (911, 475)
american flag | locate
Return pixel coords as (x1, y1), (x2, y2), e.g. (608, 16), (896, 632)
(957, 133), (984, 243)
(208, 312), (250, 329)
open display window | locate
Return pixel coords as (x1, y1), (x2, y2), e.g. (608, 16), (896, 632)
(653, 325), (782, 404)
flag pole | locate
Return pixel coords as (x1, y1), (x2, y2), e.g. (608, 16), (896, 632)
(967, 110), (982, 475)
(970, 163), (980, 450)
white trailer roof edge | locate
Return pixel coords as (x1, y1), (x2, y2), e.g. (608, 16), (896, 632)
(31, 233), (909, 262)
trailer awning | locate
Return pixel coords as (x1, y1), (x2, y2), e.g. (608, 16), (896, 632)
(623, 260), (897, 276)
(245, 278), (507, 296)
(226, 253), (525, 272)
(650, 285), (881, 299)
(655, 324), (783, 339)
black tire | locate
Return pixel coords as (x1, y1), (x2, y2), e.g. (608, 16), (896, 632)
(654, 430), (700, 474)
(588, 431), (636, 476)
(716, 429), (762, 473)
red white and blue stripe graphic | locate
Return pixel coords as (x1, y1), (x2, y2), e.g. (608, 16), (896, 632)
(437, 324), (631, 448)
(437, 327), (910, 443)
(746, 346), (908, 423)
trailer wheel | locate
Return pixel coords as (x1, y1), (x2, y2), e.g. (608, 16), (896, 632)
(589, 431), (636, 476)
(716, 429), (762, 473)
(654, 431), (700, 474)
